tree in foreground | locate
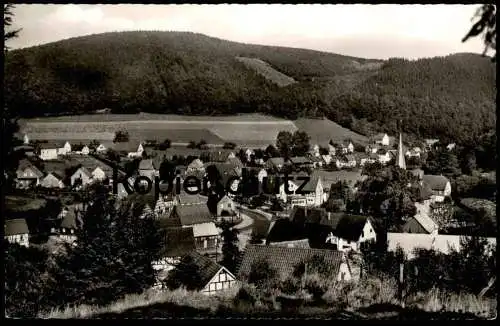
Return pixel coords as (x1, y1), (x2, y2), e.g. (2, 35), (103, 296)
(164, 254), (203, 291)
(220, 220), (241, 273)
(463, 4), (496, 61)
(47, 185), (163, 309)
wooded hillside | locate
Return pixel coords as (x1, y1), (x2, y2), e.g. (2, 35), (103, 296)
(4, 31), (496, 145)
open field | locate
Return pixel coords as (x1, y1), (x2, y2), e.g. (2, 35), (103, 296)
(20, 114), (367, 148)
(236, 57), (296, 87)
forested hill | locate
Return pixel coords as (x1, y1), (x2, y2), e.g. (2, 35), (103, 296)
(4, 31), (496, 145)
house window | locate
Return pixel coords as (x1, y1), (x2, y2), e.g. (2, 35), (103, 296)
(216, 282), (222, 290)
(209, 283), (216, 291)
(220, 273), (226, 282)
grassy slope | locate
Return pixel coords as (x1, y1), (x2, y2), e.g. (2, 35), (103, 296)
(235, 56), (296, 87)
(294, 118), (368, 146)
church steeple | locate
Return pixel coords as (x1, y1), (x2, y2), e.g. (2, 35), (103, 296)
(397, 132), (406, 170)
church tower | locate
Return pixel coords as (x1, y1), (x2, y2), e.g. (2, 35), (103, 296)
(397, 133), (406, 170)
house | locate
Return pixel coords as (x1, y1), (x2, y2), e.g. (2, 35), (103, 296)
(245, 148), (255, 162)
(377, 149), (392, 164)
(365, 143), (381, 154)
(169, 204), (219, 253)
(139, 158), (157, 180)
(16, 159), (44, 189)
(424, 139), (440, 150)
(335, 155), (356, 169)
(405, 147), (422, 158)
(446, 143), (456, 151)
(4, 219), (30, 247)
(72, 144), (90, 155)
(387, 233), (496, 259)
(38, 143), (59, 160)
(310, 170), (366, 200)
(70, 166), (93, 187)
(286, 175), (325, 208)
(371, 133), (390, 146)
(328, 142), (336, 156)
(91, 166), (109, 181)
(308, 155), (324, 168)
(422, 175), (452, 202)
(206, 163), (241, 195)
(95, 142), (112, 153)
(237, 245), (352, 282)
(57, 141), (72, 156)
(402, 201), (439, 235)
(40, 172), (65, 188)
(114, 141), (144, 157)
(323, 214), (377, 252)
(310, 144), (321, 157)
(217, 195), (237, 217)
(53, 205), (82, 243)
(152, 227), (196, 287)
(355, 153), (377, 167)
(174, 251), (238, 295)
(187, 158), (205, 174)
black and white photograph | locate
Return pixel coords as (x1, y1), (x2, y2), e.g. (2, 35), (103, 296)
(3, 3), (497, 320)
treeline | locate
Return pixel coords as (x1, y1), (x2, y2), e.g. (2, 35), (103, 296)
(4, 32), (496, 145)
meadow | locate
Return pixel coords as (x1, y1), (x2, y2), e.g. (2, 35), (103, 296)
(20, 114), (367, 149)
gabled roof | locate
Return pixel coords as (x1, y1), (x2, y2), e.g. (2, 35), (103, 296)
(192, 222), (219, 238)
(177, 193), (208, 206)
(38, 141), (65, 149)
(330, 214), (371, 242)
(181, 251), (226, 290)
(73, 166), (92, 178)
(266, 218), (307, 243)
(173, 204), (213, 226)
(311, 170), (366, 189)
(113, 141), (142, 153)
(411, 214), (439, 234)
(45, 171), (64, 181)
(301, 175), (321, 193)
(423, 175), (450, 191)
(17, 160), (44, 178)
(160, 227), (196, 258)
(237, 245), (345, 281)
(139, 159), (155, 170)
(5, 218), (29, 236)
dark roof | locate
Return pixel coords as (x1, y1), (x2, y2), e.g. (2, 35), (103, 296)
(173, 204), (213, 226)
(301, 175), (321, 193)
(158, 217), (182, 228)
(17, 160), (44, 178)
(160, 227), (196, 258)
(237, 245), (345, 281)
(113, 141), (142, 153)
(330, 214), (370, 242)
(423, 175), (450, 191)
(266, 218), (307, 243)
(182, 251), (225, 290)
(5, 218), (30, 236)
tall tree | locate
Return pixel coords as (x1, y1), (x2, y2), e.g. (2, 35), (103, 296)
(4, 4), (21, 52)
(47, 185), (163, 309)
(463, 4), (496, 61)
(276, 131), (293, 159)
(220, 220), (240, 273)
(291, 130), (311, 156)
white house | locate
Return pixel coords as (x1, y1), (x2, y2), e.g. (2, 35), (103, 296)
(324, 215), (377, 252)
(96, 143), (108, 153)
(92, 167), (107, 181)
(257, 168), (268, 184)
(70, 167), (93, 187)
(311, 144), (321, 157)
(57, 141), (72, 156)
(322, 154), (332, 165)
(16, 161), (44, 189)
(39, 144), (59, 160)
(422, 175), (452, 202)
(4, 219), (30, 247)
(217, 195), (237, 217)
(40, 172), (65, 188)
(372, 133), (390, 146)
(377, 150), (392, 164)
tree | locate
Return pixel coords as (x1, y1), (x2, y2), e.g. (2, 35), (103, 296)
(158, 139), (171, 150)
(196, 139), (208, 150)
(159, 159), (176, 183)
(276, 131), (293, 159)
(165, 254), (204, 291)
(223, 142), (237, 150)
(48, 187), (163, 309)
(463, 4), (496, 61)
(3, 3), (22, 194)
(291, 130), (311, 156)
(220, 221), (240, 273)
(460, 150), (477, 175)
(424, 148), (461, 178)
(247, 259), (278, 288)
(187, 141), (196, 149)
(4, 4), (21, 52)
(113, 129), (129, 143)
(5, 241), (52, 317)
(265, 144), (280, 158)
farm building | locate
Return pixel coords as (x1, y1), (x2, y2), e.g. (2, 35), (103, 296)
(38, 142), (59, 160)
(16, 159), (44, 189)
(216, 195), (237, 217)
(237, 245), (352, 282)
(402, 201), (439, 235)
(4, 219), (30, 247)
(170, 251), (237, 295)
(422, 175), (452, 202)
(70, 167), (93, 187)
(323, 214), (377, 252)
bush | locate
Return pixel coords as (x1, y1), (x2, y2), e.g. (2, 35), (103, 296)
(247, 259), (279, 290)
(113, 130), (129, 143)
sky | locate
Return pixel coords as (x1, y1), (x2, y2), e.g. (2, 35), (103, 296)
(7, 4), (486, 59)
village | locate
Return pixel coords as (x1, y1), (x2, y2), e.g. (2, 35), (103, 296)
(5, 128), (496, 296)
